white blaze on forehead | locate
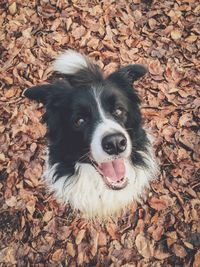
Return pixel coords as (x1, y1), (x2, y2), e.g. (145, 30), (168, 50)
(53, 50), (88, 74)
(90, 87), (132, 163)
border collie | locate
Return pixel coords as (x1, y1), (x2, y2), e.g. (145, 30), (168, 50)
(24, 50), (158, 218)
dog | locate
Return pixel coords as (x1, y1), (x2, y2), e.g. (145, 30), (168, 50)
(24, 50), (158, 218)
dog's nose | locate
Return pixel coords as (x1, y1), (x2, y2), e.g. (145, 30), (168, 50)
(102, 133), (127, 155)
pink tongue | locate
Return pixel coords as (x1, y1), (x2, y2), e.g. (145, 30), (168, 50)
(99, 159), (125, 182)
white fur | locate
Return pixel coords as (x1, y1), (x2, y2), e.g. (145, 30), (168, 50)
(44, 144), (158, 218)
(53, 50), (88, 74)
(90, 87), (132, 163)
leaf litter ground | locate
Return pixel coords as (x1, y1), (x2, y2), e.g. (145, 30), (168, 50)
(0, 0), (199, 266)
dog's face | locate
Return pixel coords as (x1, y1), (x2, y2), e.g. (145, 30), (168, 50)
(24, 61), (148, 191)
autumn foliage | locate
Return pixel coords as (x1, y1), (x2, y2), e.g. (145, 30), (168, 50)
(0, 0), (199, 266)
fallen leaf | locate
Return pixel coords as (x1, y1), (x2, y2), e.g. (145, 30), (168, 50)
(171, 30), (182, 40)
(172, 244), (187, 258)
(66, 242), (76, 257)
(75, 229), (86, 245)
(0, 153), (6, 162)
(72, 26), (86, 40)
(186, 35), (197, 43)
(9, 2), (17, 15)
(193, 250), (200, 267)
(5, 196), (17, 207)
(98, 232), (107, 246)
(106, 222), (119, 240)
(43, 211), (54, 222)
(52, 249), (63, 261)
(152, 225), (164, 241)
(0, 247), (17, 264)
(148, 197), (168, 211)
(135, 233), (154, 259)
(153, 248), (170, 260)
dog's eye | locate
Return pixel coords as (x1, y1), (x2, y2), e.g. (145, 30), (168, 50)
(74, 117), (85, 127)
(113, 107), (124, 117)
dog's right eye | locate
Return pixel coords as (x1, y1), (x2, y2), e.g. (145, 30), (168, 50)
(74, 117), (86, 128)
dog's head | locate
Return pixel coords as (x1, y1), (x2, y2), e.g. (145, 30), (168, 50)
(24, 50), (148, 191)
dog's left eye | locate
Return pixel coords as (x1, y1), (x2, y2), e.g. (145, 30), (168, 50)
(74, 117), (86, 127)
(112, 107), (124, 117)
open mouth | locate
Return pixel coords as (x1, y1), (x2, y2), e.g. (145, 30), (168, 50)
(91, 158), (128, 190)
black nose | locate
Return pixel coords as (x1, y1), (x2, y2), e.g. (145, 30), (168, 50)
(102, 133), (127, 155)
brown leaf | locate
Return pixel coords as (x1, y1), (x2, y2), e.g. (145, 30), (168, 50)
(5, 88), (17, 98)
(98, 232), (107, 246)
(75, 229), (86, 245)
(106, 222), (119, 240)
(135, 233), (154, 259)
(193, 250), (200, 267)
(152, 225), (164, 241)
(133, 10), (142, 21)
(0, 247), (17, 264)
(171, 30), (182, 40)
(87, 38), (99, 49)
(172, 244), (187, 258)
(148, 18), (157, 29)
(186, 35), (197, 43)
(162, 126), (176, 142)
(148, 59), (164, 75)
(66, 242), (76, 257)
(57, 226), (72, 241)
(148, 197), (168, 211)
(72, 26), (86, 40)
(44, 218), (57, 234)
(153, 248), (170, 260)
(5, 196), (17, 207)
(43, 211), (54, 222)
(9, 2), (17, 15)
(52, 249), (63, 261)
(26, 199), (36, 215)
(178, 113), (195, 127)
(111, 248), (136, 262)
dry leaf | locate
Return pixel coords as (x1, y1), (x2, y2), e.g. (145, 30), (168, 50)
(72, 26), (86, 40)
(172, 244), (187, 258)
(9, 2), (17, 15)
(0, 247), (17, 264)
(5, 196), (17, 207)
(66, 242), (76, 257)
(186, 35), (197, 43)
(193, 250), (200, 267)
(0, 1), (199, 266)
(171, 30), (182, 40)
(43, 211), (54, 222)
(75, 229), (86, 245)
(106, 223), (119, 240)
(148, 197), (168, 211)
(153, 248), (170, 260)
(135, 234), (154, 259)
(52, 249), (63, 261)
(0, 153), (6, 162)
(98, 232), (107, 246)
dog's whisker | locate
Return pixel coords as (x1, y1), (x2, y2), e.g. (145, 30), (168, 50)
(76, 152), (90, 163)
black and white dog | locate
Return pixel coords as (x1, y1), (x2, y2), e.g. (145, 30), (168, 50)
(24, 50), (158, 218)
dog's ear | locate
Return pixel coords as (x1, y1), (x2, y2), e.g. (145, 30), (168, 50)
(23, 84), (55, 104)
(107, 64), (148, 85)
(23, 81), (71, 104)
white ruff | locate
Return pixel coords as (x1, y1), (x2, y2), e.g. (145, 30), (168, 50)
(53, 50), (88, 74)
(44, 145), (158, 218)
